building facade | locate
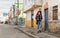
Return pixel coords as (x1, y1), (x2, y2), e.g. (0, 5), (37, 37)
(24, 0), (60, 33)
(14, 0), (26, 25)
(9, 6), (14, 24)
(44, 0), (60, 33)
(24, 0), (42, 28)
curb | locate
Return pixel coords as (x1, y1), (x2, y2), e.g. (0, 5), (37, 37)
(17, 27), (39, 38)
(45, 31), (60, 37)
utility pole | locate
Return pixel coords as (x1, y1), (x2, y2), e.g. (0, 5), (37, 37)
(17, 0), (19, 9)
(15, 0), (24, 25)
(15, 0), (19, 25)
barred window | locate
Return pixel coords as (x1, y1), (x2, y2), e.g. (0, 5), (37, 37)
(53, 5), (58, 20)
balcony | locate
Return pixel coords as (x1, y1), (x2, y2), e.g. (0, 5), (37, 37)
(24, 0), (42, 12)
(32, 0), (42, 8)
(34, 0), (42, 4)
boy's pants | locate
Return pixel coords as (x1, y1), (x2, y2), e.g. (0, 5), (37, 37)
(37, 21), (41, 31)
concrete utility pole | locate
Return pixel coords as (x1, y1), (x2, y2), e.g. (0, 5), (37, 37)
(15, 0), (19, 25)
(17, 0), (19, 9)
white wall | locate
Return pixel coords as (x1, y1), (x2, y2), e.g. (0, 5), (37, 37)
(26, 11), (31, 20)
(58, 0), (60, 20)
(24, 0), (34, 11)
(42, 0), (60, 20)
(24, 0), (42, 11)
(48, 0), (60, 20)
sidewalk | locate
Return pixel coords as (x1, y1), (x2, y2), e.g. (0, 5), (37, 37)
(17, 25), (60, 38)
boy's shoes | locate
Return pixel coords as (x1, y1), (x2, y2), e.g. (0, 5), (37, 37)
(37, 30), (41, 33)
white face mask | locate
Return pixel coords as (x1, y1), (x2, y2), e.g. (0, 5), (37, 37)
(38, 13), (40, 15)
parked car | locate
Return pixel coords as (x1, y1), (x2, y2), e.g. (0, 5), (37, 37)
(1, 22), (3, 24)
(5, 21), (8, 24)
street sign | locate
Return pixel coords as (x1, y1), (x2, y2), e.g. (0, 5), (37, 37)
(17, 10), (21, 16)
(3, 13), (8, 16)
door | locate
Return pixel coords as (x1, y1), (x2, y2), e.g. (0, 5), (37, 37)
(31, 10), (34, 27)
(44, 8), (48, 31)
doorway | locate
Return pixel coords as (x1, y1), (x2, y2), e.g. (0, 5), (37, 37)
(44, 8), (48, 31)
(31, 10), (34, 27)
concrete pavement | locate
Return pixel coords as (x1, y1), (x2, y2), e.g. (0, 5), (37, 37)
(0, 24), (30, 38)
(1, 24), (59, 38)
(17, 25), (60, 38)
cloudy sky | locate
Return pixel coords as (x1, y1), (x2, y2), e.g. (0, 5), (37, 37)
(0, 0), (15, 13)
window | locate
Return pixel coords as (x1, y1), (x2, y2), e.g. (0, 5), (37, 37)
(25, 0), (27, 5)
(28, 0), (34, 2)
(53, 5), (58, 20)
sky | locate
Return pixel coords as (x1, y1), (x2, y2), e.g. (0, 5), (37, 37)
(0, 0), (15, 13)
(0, 0), (16, 21)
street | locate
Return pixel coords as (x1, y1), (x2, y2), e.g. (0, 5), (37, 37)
(0, 24), (30, 38)
(0, 0), (60, 38)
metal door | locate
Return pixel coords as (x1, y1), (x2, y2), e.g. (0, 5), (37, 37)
(44, 8), (48, 31)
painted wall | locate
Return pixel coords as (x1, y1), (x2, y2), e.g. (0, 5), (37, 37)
(24, 0), (42, 11)
(44, 0), (60, 32)
(26, 11), (31, 20)
(24, 0), (34, 11)
(42, 0), (60, 21)
(45, 0), (60, 20)
(26, 11), (31, 27)
(25, 0), (60, 32)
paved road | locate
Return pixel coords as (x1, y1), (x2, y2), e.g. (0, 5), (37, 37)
(0, 24), (30, 38)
